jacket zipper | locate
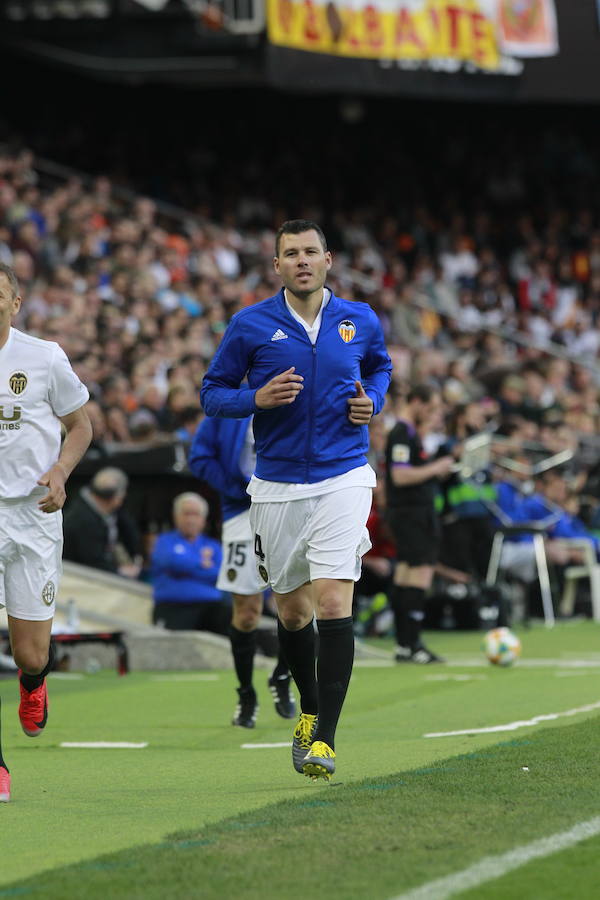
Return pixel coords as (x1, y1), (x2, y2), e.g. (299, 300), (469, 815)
(280, 291), (326, 483)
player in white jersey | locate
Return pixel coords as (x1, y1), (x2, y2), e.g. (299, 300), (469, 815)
(0, 263), (92, 802)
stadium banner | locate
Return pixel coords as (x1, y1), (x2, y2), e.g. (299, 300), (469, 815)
(267, 0), (559, 72)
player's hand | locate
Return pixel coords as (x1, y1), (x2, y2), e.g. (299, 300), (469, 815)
(347, 381), (374, 425)
(434, 456), (455, 478)
(37, 463), (68, 513)
(255, 367), (304, 409)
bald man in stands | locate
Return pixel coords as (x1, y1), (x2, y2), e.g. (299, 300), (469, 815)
(63, 467), (142, 577)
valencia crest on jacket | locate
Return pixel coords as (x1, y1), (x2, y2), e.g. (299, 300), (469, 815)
(338, 320), (356, 342)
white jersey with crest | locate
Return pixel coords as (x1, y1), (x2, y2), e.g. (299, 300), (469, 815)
(0, 327), (89, 500)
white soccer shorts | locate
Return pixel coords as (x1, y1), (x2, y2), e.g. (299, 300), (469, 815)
(217, 509), (268, 595)
(249, 486), (373, 595)
(0, 496), (62, 621)
(217, 538), (269, 595)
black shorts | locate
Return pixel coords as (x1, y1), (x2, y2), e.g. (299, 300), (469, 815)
(387, 507), (440, 567)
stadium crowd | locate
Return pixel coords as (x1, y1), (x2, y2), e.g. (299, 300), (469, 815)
(1, 129), (600, 619)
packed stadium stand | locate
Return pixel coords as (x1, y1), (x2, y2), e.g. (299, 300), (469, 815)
(1, 0), (600, 626)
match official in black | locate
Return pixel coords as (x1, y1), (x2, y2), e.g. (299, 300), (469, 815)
(385, 384), (453, 663)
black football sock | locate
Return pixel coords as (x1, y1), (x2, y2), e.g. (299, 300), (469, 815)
(313, 616), (354, 751)
(390, 586), (426, 649)
(270, 648), (289, 680)
(19, 643), (55, 692)
(277, 619), (318, 715)
(0, 697), (7, 772)
(229, 626), (257, 693)
(390, 585), (412, 647)
(405, 587), (426, 650)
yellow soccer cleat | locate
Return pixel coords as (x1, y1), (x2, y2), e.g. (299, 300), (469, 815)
(292, 713), (317, 774)
(302, 740), (335, 781)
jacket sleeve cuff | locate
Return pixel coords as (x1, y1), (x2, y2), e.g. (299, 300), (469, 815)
(367, 390), (382, 416)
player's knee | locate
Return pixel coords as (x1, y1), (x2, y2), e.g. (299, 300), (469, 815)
(316, 598), (347, 619)
(236, 609), (261, 630)
(12, 646), (47, 674)
(279, 608), (312, 631)
(233, 596), (262, 631)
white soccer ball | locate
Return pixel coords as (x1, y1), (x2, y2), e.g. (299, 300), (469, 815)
(482, 627), (521, 667)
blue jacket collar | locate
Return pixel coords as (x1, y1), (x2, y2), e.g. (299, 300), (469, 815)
(275, 286), (340, 315)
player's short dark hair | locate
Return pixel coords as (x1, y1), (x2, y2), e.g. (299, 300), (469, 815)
(0, 262), (20, 298)
(275, 220), (327, 257)
(407, 384), (436, 404)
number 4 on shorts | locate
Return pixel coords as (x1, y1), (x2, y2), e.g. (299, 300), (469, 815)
(254, 533), (265, 561)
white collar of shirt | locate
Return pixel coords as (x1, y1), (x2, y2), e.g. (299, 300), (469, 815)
(284, 288), (331, 345)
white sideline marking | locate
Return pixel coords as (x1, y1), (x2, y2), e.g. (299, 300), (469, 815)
(391, 816), (600, 900)
(448, 658), (600, 668)
(241, 742), (292, 749)
(355, 657), (600, 670)
(150, 674), (220, 682)
(424, 700), (600, 737)
(354, 659), (394, 668)
(60, 742), (148, 749)
(555, 671), (598, 678)
(49, 673), (84, 680)
(424, 675), (487, 682)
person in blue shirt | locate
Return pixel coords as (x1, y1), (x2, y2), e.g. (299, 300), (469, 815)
(493, 471), (599, 590)
(189, 414), (295, 729)
(151, 492), (229, 635)
(201, 219), (392, 781)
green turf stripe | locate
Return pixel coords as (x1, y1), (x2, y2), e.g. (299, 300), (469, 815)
(2, 717), (599, 900)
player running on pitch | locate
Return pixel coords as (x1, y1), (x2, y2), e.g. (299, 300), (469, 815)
(0, 263), (91, 802)
(201, 220), (392, 780)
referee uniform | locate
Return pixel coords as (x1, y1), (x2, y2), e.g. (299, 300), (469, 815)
(385, 390), (452, 663)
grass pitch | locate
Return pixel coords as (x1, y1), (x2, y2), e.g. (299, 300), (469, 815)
(1, 620), (599, 899)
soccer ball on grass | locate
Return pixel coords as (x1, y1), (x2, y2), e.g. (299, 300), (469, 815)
(482, 627), (521, 667)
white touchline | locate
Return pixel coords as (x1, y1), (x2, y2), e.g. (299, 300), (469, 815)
(49, 673), (85, 680)
(424, 700), (600, 737)
(150, 674), (220, 682)
(391, 816), (600, 900)
(241, 742), (293, 749)
(60, 742), (148, 748)
(447, 658), (600, 668)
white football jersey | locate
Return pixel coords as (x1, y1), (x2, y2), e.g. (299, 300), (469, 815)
(0, 327), (89, 500)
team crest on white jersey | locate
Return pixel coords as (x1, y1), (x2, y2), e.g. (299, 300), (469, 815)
(338, 320), (356, 343)
(9, 371), (28, 395)
(42, 581), (55, 606)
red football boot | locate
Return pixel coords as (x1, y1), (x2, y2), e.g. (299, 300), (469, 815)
(0, 766), (10, 802)
(18, 675), (48, 737)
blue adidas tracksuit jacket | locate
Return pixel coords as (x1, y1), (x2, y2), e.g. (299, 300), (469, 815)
(151, 531), (223, 604)
(188, 416), (252, 522)
(200, 289), (392, 483)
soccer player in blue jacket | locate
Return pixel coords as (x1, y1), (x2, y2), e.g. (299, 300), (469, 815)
(189, 414), (295, 728)
(201, 220), (392, 780)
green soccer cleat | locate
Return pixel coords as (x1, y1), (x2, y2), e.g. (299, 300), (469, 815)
(302, 740), (335, 781)
(291, 712), (317, 773)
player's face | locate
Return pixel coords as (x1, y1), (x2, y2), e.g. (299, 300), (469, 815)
(0, 274), (21, 336)
(273, 230), (332, 300)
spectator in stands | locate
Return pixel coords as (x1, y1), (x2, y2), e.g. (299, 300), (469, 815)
(63, 467), (142, 577)
(150, 493), (229, 634)
(1, 137), (600, 627)
(174, 405), (203, 444)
